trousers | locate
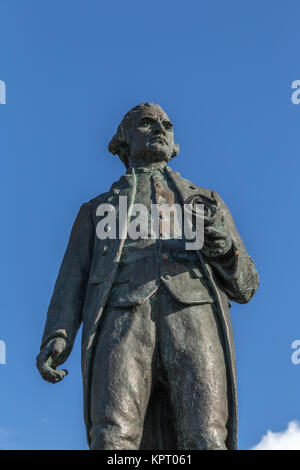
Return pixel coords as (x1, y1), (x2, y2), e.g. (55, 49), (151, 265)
(89, 283), (229, 450)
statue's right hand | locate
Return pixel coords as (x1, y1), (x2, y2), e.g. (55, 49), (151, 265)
(36, 337), (69, 384)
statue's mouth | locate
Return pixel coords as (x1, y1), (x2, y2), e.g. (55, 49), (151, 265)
(150, 136), (166, 144)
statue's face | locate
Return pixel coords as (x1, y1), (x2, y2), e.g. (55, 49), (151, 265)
(127, 105), (175, 163)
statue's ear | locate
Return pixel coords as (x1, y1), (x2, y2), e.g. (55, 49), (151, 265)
(108, 125), (130, 168)
(171, 142), (180, 159)
(118, 143), (130, 168)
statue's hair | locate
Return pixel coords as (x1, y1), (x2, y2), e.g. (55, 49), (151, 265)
(108, 103), (180, 168)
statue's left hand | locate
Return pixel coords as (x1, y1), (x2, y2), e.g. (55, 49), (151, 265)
(36, 337), (69, 384)
(202, 196), (233, 258)
(185, 193), (232, 258)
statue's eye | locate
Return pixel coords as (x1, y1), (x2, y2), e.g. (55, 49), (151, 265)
(141, 118), (153, 126)
(163, 121), (173, 130)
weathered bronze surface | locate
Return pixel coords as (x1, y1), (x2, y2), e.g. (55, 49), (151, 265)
(37, 103), (259, 450)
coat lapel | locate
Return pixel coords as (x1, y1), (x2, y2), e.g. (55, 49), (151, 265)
(166, 165), (215, 204)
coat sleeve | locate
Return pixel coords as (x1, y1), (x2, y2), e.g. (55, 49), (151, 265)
(40, 202), (95, 355)
(207, 191), (259, 304)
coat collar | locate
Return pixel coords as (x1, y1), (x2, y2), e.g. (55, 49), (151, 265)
(126, 161), (166, 175)
(107, 165), (215, 205)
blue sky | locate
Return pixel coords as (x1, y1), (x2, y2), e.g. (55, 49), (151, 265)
(0, 0), (300, 449)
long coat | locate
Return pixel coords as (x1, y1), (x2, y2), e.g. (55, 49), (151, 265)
(41, 166), (259, 450)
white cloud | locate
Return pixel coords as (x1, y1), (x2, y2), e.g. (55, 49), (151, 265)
(252, 421), (300, 450)
(0, 428), (19, 450)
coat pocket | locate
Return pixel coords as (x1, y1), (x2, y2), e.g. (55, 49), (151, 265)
(161, 264), (214, 305)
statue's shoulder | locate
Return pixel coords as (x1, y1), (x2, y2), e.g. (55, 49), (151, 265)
(82, 173), (128, 210)
(83, 191), (110, 211)
(79, 172), (134, 216)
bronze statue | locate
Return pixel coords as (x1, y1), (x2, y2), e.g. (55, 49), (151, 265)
(36, 103), (259, 450)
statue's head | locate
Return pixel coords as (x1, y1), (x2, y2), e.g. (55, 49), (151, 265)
(108, 103), (180, 168)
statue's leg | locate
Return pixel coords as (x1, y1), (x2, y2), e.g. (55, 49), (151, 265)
(157, 288), (229, 450)
(89, 298), (155, 450)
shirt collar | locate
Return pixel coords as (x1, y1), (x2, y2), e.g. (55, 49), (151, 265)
(126, 162), (167, 175)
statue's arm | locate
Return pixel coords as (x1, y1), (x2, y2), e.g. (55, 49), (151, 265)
(206, 191), (259, 304)
(40, 201), (95, 359)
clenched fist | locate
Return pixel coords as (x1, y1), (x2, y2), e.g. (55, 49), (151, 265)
(185, 193), (232, 258)
(36, 337), (69, 384)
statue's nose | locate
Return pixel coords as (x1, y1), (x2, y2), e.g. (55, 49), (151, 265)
(153, 120), (166, 134)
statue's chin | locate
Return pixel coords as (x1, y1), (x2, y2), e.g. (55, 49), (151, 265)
(130, 149), (171, 167)
(151, 146), (173, 161)
(147, 142), (169, 154)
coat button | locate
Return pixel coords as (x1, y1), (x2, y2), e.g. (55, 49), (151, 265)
(162, 253), (169, 260)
